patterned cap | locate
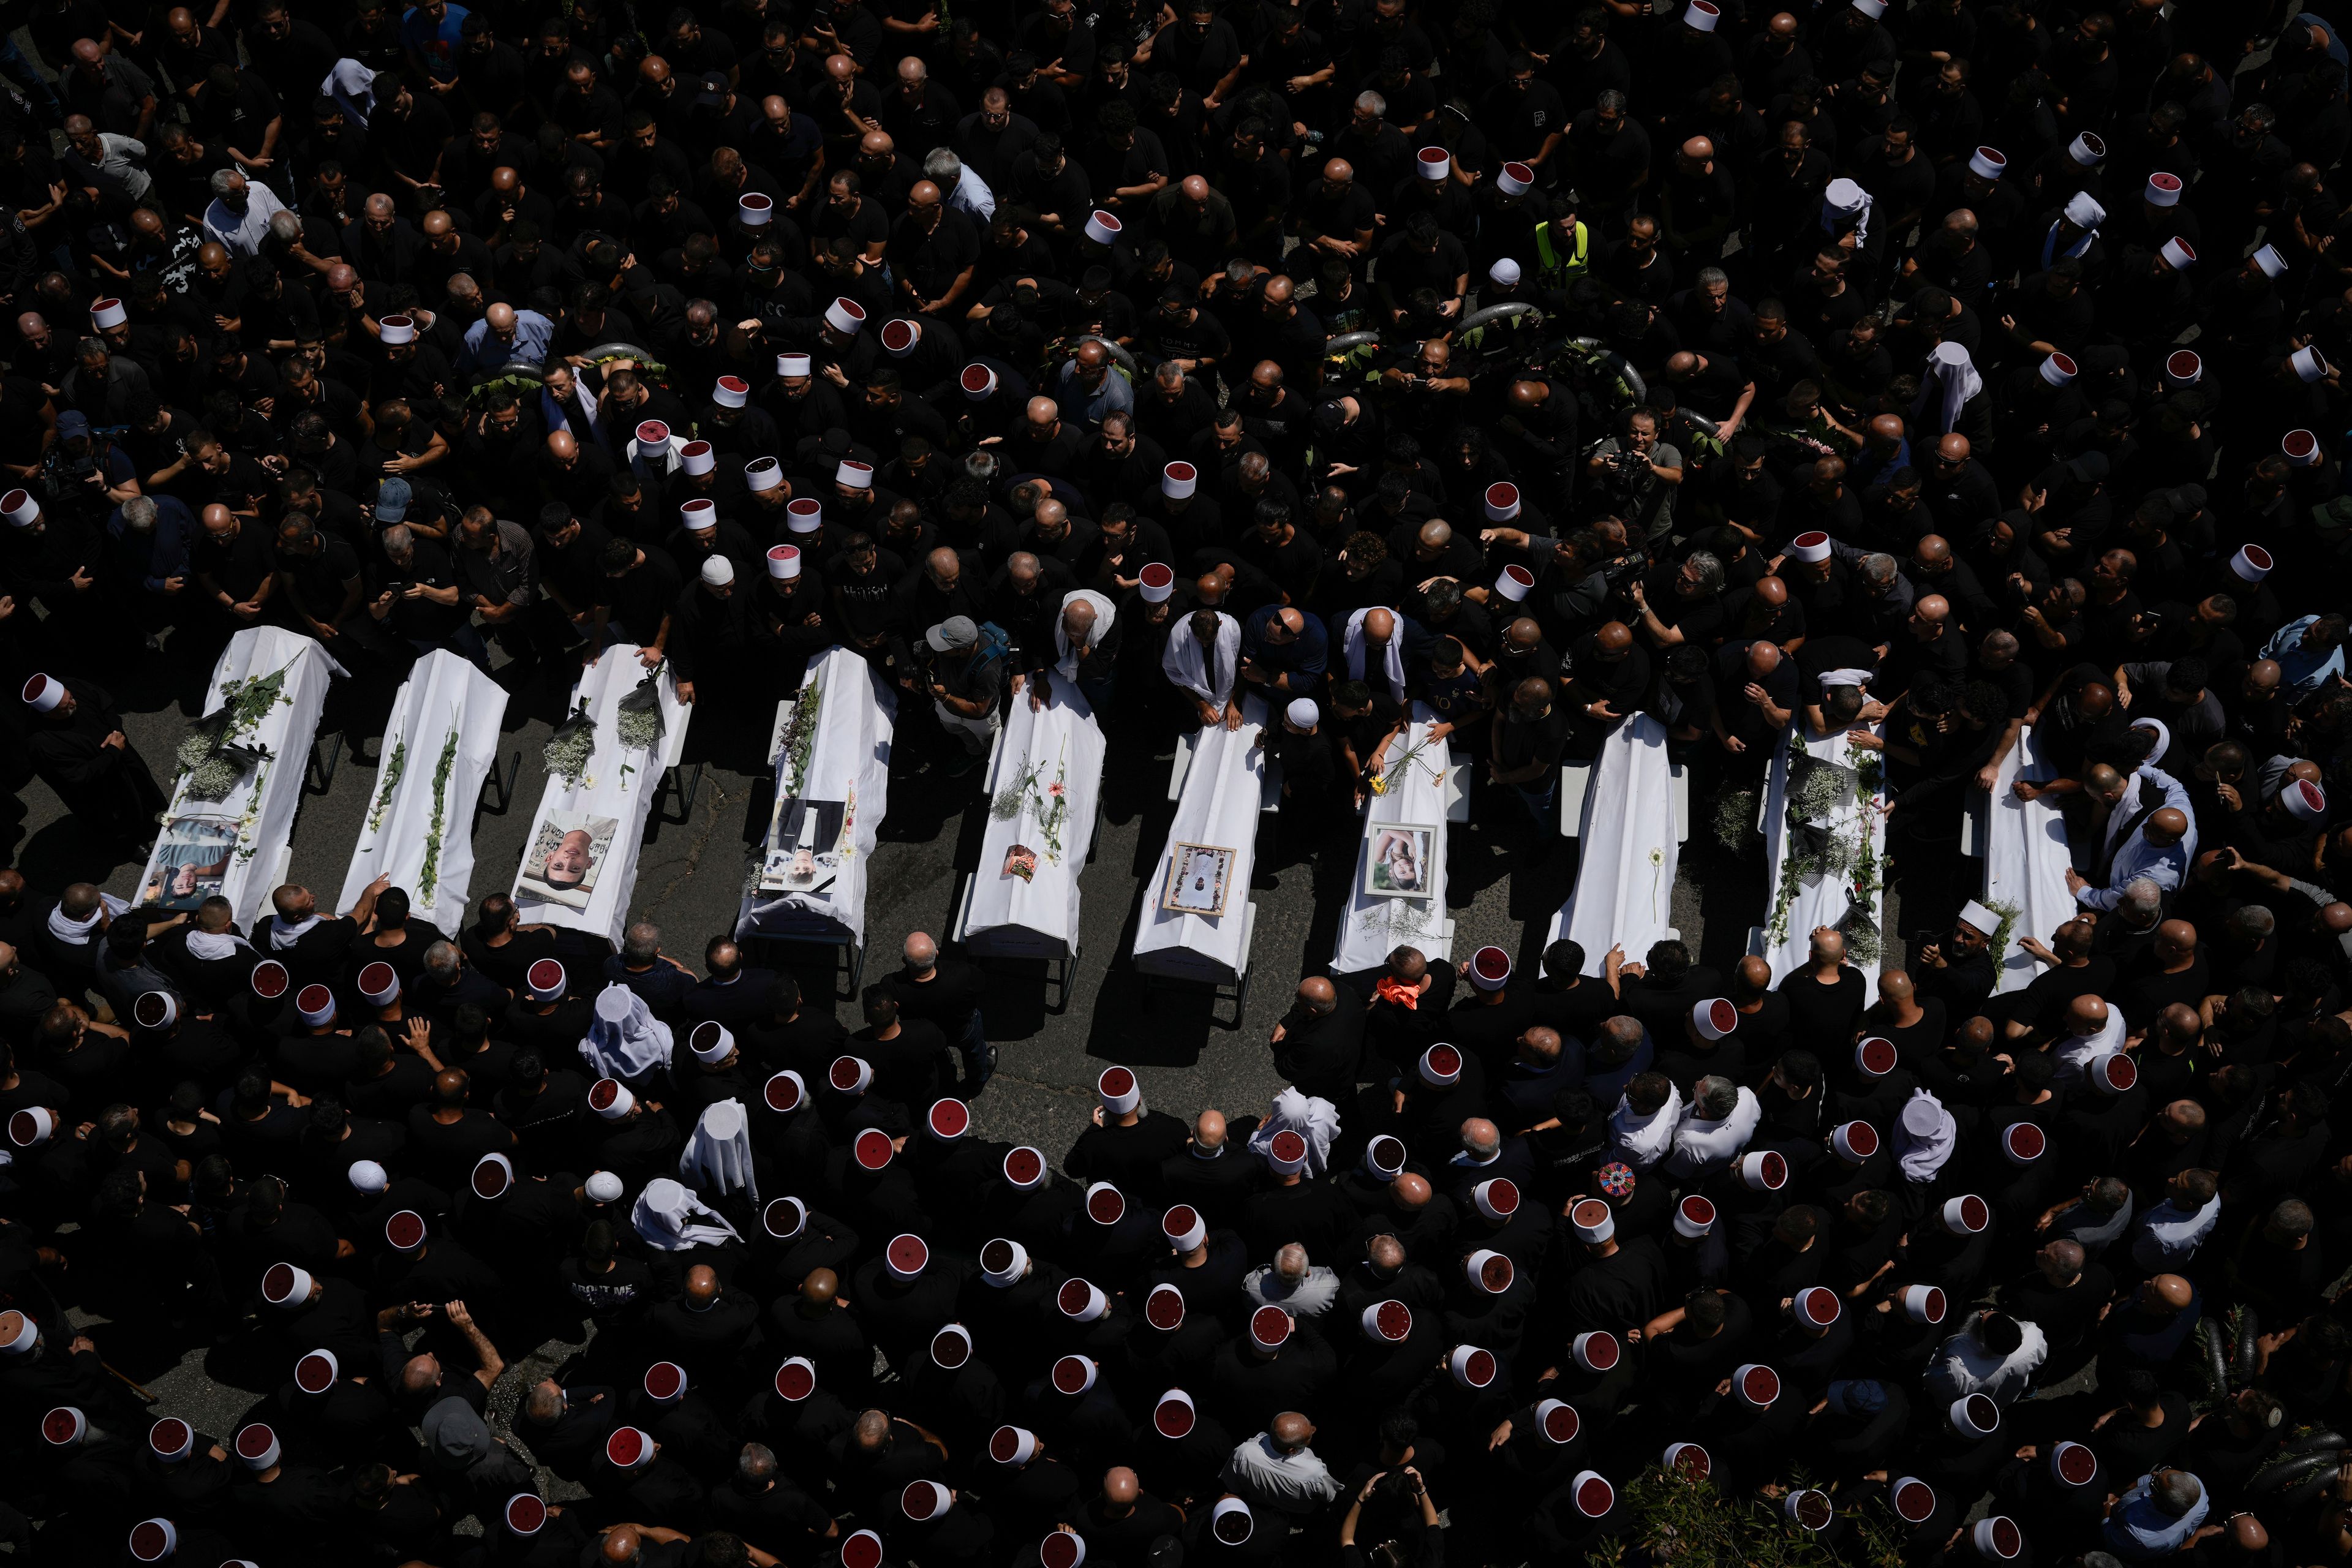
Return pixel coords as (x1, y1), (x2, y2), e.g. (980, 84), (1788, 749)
(1596, 1161), (1635, 1197)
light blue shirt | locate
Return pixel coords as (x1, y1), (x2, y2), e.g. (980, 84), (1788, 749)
(2101, 1474), (2209, 1559)
(2259, 614), (2347, 695)
(2079, 767), (2193, 911)
(1055, 357), (1134, 425)
(461, 310), (557, 373)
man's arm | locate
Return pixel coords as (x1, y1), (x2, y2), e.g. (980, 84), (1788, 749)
(445, 1300), (505, 1388)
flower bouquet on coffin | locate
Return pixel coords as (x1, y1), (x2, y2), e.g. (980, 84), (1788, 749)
(776, 671), (824, 797)
(616, 670), (667, 755)
(543, 698), (596, 788)
(1366, 725), (1446, 797)
(992, 739), (1072, 864)
(173, 660), (294, 803)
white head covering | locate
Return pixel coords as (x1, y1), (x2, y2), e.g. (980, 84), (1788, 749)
(1893, 1088), (1958, 1182)
(1161, 611), (1241, 707)
(632, 1176), (742, 1251)
(1912, 343), (1984, 436)
(321, 59), (379, 130)
(579, 984), (674, 1080)
(1244, 1086), (1341, 1177)
(1343, 607), (1409, 705)
(680, 1100), (758, 1205)
(1822, 178), (1872, 244)
(1054, 589), (1117, 683)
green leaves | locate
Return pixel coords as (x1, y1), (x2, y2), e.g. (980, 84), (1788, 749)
(417, 720), (460, 904)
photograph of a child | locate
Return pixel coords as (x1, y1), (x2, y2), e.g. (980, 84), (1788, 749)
(1162, 842), (1235, 916)
(1365, 824), (1436, 897)
(141, 816), (239, 910)
(518, 810), (620, 908)
(1003, 843), (1038, 882)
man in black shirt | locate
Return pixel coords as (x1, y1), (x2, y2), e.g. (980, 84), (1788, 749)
(1490, 676), (1570, 824)
(891, 932), (989, 1090)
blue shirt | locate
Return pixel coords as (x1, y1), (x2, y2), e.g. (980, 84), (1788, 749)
(2258, 614), (2347, 695)
(107, 494), (194, 594)
(2101, 1474), (2209, 1560)
(402, 2), (471, 77)
(462, 309), (557, 373)
(1240, 606), (1328, 691)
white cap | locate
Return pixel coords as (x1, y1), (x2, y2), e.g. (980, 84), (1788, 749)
(643, 1362), (688, 1406)
(1416, 146), (1449, 179)
(1568, 1197), (1615, 1244)
(1570, 1471), (1616, 1518)
(348, 1159), (389, 1195)
(1792, 1286), (1840, 1328)
(1495, 564), (1535, 601)
(1363, 1300), (1413, 1342)
(1785, 1490), (1833, 1529)
(634, 420), (672, 458)
(1263, 1128), (1311, 1175)
(385, 1210), (426, 1253)
(1891, 1476), (1937, 1524)
(746, 456), (785, 491)
(1163, 1204), (1207, 1251)
(129, 1521), (178, 1562)
(589, 1079), (636, 1119)
(1138, 562), (1175, 603)
(1472, 1177), (1518, 1219)
(1496, 161), (1534, 195)
(1162, 460), (1197, 499)
(835, 459), (873, 489)
(884, 1234), (929, 1283)
(1363, 1135), (1407, 1178)
(1572, 1330), (1619, 1372)
(356, 961), (399, 1005)
(526, 958), (566, 1000)
(1464, 1250), (1513, 1293)
(1788, 530), (1833, 562)
(1285, 697), (1319, 729)
(2160, 236), (2196, 270)
(2146, 172), (2184, 207)
(2231, 544), (2274, 582)
(824, 298), (865, 334)
(42, 1406), (86, 1446)
(1740, 1150), (1789, 1190)
(2093, 1052), (2138, 1093)
(1210, 1498), (1253, 1543)
(1691, 997), (1737, 1040)
(1941, 1194), (1990, 1234)
(763, 1196), (807, 1238)
(1825, 177), (1868, 217)
(764, 1071), (807, 1115)
(881, 319), (919, 357)
(1003, 1147), (1048, 1190)
(1419, 1042), (1461, 1087)
(9, 1106), (53, 1147)
(679, 439), (715, 476)
(902, 1480), (951, 1521)
(1152, 1387), (1196, 1437)
(2294, 345), (2331, 382)
(471, 1152), (513, 1199)
(990, 1425), (1040, 1465)
(2069, 131), (2106, 165)
(605, 1427), (654, 1471)
(739, 192), (774, 226)
(91, 297), (126, 328)
(1484, 481), (1521, 521)
(1856, 1036), (1897, 1077)
(1449, 1344), (1498, 1387)
(928, 1098), (970, 1140)
(829, 1055), (874, 1096)
(788, 497), (824, 534)
(776, 352), (812, 377)
(2050, 1441), (2097, 1486)
(766, 544), (802, 580)
(585, 1170), (626, 1203)
(1958, 900), (2001, 936)
(295, 984), (337, 1028)
(2040, 352), (2078, 386)
(1059, 1278), (1110, 1322)
(2002, 1122), (2048, 1164)
(961, 363), (998, 399)
(979, 1240), (1028, 1291)
(234, 1423), (280, 1470)
(0, 489), (37, 529)
(18, 673), (59, 710)
(1469, 945), (1512, 991)
(2254, 244), (2288, 278)
(1832, 1120), (1878, 1161)
(775, 1358), (817, 1401)
(2064, 190), (2106, 228)
(2163, 349), (2202, 388)
(506, 1496), (548, 1537)
(1097, 1065), (1141, 1114)
(1969, 147), (2007, 179)
(1488, 257), (1521, 288)
(713, 375), (750, 409)
(1052, 1354), (1098, 1394)
(1852, 0), (1885, 16)
(1674, 1194), (1716, 1237)
(1533, 1398), (1578, 1443)
(1733, 1363), (1781, 1408)
(1662, 1442), (1710, 1478)
(1685, 0), (1721, 27)
(379, 314), (417, 345)
(296, 1345), (341, 1393)
(1084, 211), (1122, 244)
(1973, 1518), (2024, 1560)
(2285, 778), (2329, 821)
(688, 1019), (735, 1061)
(1084, 1182), (1126, 1226)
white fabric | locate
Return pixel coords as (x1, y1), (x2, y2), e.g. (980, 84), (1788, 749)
(268, 913), (322, 949)
(2055, 1008), (2127, 1085)
(1912, 343), (1985, 436)
(322, 59), (377, 130)
(1161, 614), (1241, 707)
(631, 1176), (742, 1251)
(1923, 1315), (2049, 1404)
(1135, 693), (1269, 979)
(1342, 609), (1408, 705)
(1551, 714), (1678, 974)
(137, 628), (344, 929)
(1245, 1087), (1341, 1177)
(1610, 1082), (1685, 1169)
(1053, 589), (1117, 682)
(581, 984), (674, 1080)
(1983, 723), (2078, 993)
(541, 376), (601, 443)
(47, 891), (128, 944)
(2130, 1194), (2222, 1270)
(1755, 717), (1888, 1001)
(737, 647), (897, 945)
(510, 650), (692, 945)
(1662, 1085), (1761, 1178)
(339, 652), (510, 934)
(680, 1100), (759, 1205)
(1332, 706), (1451, 971)
(184, 927), (252, 960)
(964, 671), (1106, 949)
(1894, 1088), (1958, 1181)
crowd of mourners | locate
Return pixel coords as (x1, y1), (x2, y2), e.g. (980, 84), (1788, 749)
(1, 0), (2352, 1566)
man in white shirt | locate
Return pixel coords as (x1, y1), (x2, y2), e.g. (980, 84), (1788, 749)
(2128, 1165), (2220, 1272)
(202, 167), (288, 257)
(2072, 763), (2195, 911)
(1607, 1072), (1681, 1170)
(1923, 1308), (2048, 1404)
(1243, 1243), (1341, 1322)
(1221, 1412), (1342, 1515)
(1662, 1075), (1761, 1178)
(2052, 993), (2126, 1084)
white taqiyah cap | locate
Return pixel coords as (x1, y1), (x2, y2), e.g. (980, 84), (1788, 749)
(590, 1079), (635, 1119)
(0, 1311), (37, 1353)
(961, 363), (997, 399)
(1472, 1177), (1518, 1219)
(1788, 530), (1832, 562)
(585, 1171), (626, 1203)
(1692, 997), (1738, 1040)
(990, 1424), (1039, 1465)
(385, 1210), (426, 1253)
(472, 1153), (513, 1199)
(128, 1521), (177, 1562)
(633, 421), (671, 458)
(2069, 131), (2106, 165)
(2231, 543), (2273, 582)
(713, 375), (749, 408)
(19, 673), (59, 709)
(91, 297), (126, 328)
(835, 459), (873, 489)
(1416, 146), (1449, 178)
(1286, 697), (1319, 728)
(2, 490), (38, 527)
(379, 314), (417, 345)
(1488, 257), (1521, 287)
(2040, 352), (2078, 386)
(679, 439), (715, 476)
(1572, 1330), (1619, 1371)
(1163, 1204), (1206, 1251)
(2049, 1441), (2097, 1485)
(766, 544), (802, 581)
(2146, 172), (2183, 206)
(148, 1419), (194, 1461)
(1969, 147), (2006, 179)
(1496, 564), (1535, 601)
(1138, 562), (1175, 602)
(1732, 1363), (1781, 1408)
(1832, 1120), (1878, 1161)
(824, 298), (865, 334)
(739, 192), (773, 225)
(763, 1196), (807, 1238)
(1852, 0), (1885, 16)
(902, 1480), (951, 1521)
(1097, 1065), (1141, 1114)
(1263, 1128), (1310, 1175)
(774, 1357), (818, 1400)
(356, 961), (399, 1005)
(688, 1019), (734, 1060)
(526, 958), (565, 1000)
(9, 1106), (51, 1147)
(2254, 244), (2287, 277)
(234, 1423), (280, 1470)
(348, 1159), (388, 1194)
(2285, 429), (2323, 466)
(1448, 1344), (1498, 1387)
(1686, 0), (1721, 28)
(1084, 1182), (1126, 1227)
(884, 1234), (929, 1282)
(786, 497), (824, 533)
(2163, 349), (2201, 387)
(1163, 460), (1197, 499)
(745, 457), (784, 494)
(1419, 1042), (1461, 1087)
(2294, 345), (2331, 382)
(1855, 1036), (1897, 1077)
(1941, 1194), (1990, 1233)
(1469, 945), (1512, 990)
(2003, 1122), (2047, 1164)
(643, 1361), (688, 1405)
(1674, 1194), (1716, 1237)
(605, 1427), (654, 1471)
(1060, 1278), (1110, 1322)
(2285, 778), (2329, 820)
(1958, 899), (2000, 935)
(1972, 1517), (2024, 1560)
(775, 352), (812, 376)
(1363, 1300), (1412, 1342)
(1740, 1150), (1789, 1189)
(1464, 1250), (1513, 1293)
(1568, 1197), (1615, 1244)
(1484, 481), (1521, 521)
(2064, 190), (2106, 227)
(1084, 211), (1121, 244)
(1496, 161), (1534, 195)
(881, 319), (919, 357)
(1792, 1286), (1840, 1329)
(2160, 236), (2196, 270)
(1533, 1398), (1578, 1443)
(295, 984), (337, 1028)
(829, 1055), (873, 1096)
(1003, 1147), (1048, 1190)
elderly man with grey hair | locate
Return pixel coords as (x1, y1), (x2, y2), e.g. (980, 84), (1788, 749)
(605, 919), (698, 1014)
(2103, 1468), (2209, 1558)
(923, 146), (995, 221)
(1243, 1241), (1340, 1320)
(201, 164), (288, 255)
(1662, 1072), (1762, 1178)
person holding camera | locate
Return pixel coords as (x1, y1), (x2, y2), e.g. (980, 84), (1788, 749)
(1583, 406), (1683, 543)
(1339, 1466), (1444, 1568)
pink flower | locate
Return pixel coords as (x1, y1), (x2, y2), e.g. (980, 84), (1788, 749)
(1047, 782), (1066, 797)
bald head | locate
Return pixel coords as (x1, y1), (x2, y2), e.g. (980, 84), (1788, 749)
(1194, 1109), (1227, 1148)
(602, 1528), (641, 1567)
(1417, 519), (1452, 552)
(1879, 968), (1913, 1003)
(2067, 994), (2110, 1035)
(2143, 1273), (2194, 1311)
(1936, 432), (1970, 462)
(1392, 1172), (1431, 1211)
(801, 1268), (839, 1308)
(1298, 977), (1336, 1013)
(2148, 807), (2189, 844)
(1270, 1412), (1314, 1449)
(1103, 1466), (1139, 1507)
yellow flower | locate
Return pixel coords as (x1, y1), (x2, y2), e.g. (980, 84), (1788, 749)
(1368, 775), (1389, 796)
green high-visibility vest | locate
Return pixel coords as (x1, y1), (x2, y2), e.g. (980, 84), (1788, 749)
(1533, 219), (1591, 288)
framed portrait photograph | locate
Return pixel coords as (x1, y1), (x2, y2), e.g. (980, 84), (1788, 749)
(1363, 822), (1438, 899)
(517, 810), (621, 910)
(1003, 843), (1038, 882)
(141, 815), (240, 910)
(1161, 842), (1235, 916)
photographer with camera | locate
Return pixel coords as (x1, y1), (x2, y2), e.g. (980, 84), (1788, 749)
(1583, 407), (1683, 545)
(1338, 1466), (1444, 1568)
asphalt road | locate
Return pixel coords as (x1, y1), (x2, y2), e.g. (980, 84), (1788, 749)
(15, 628), (1895, 1498)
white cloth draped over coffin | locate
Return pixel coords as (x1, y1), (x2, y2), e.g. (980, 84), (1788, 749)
(137, 627), (344, 930)
(737, 647), (897, 946)
(1332, 705), (1451, 973)
(510, 649), (692, 947)
(964, 671), (1106, 949)
(339, 651), (510, 934)
(1754, 718), (1888, 1003)
(1134, 693), (1270, 979)
(1550, 713), (1679, 974)
(1983, 723), (2079, 993)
